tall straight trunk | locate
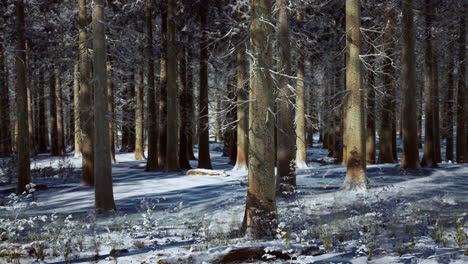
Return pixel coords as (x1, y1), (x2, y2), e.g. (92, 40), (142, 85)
(55, 69), (65, 154)
(214, 93), (222, 143)
(198, 3), (212, 169)
(135, 67), (145, 160)
(241, 0), (277, 239)
(186, 48), (196, 160)
(15, 0), (30, 194)
(295, 11), (307, 169)
(276, 0), (296, 194)
(37, 70), (47, 153)
(26, 43), (34, 156)
(93, 0), (116, 214)
(379, 8), (396, 164)
(79, 0), (94, 186)
(49, 71), (59, 156)
(445, 49), (454, 162)
(121, 70), (135, 152)
(365, 34), (376, 164)
(456, 14), (466, 163)
(179, 48), (191, 169)
(165, 0), (180, 172)
(107, 61), (116, 163)
(421, 0), (437, 167)
(432, 41), (441, 163)
(145, 0), (158, 171)
(158, 1), (168, 168)
(74, 63), (81, 155)
(0, 43), (12, 156)
(400, 0), (420, 168)
(343, 0), (367, 190)
(225, 76), (237, 165)
(233, 44), (248, 171)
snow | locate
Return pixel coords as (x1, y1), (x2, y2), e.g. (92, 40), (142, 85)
(0, 141), (467, 263)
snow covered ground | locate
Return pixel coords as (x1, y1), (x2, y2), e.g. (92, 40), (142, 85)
(0, 140), (467, 263)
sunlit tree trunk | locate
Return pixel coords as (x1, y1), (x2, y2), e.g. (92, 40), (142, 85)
(276, 0), (296, 194)
(343, 0), (368, 190)
(135, 67), (145, 160)
(233, 43), (248, 171)
(93, 0), (116, 214)
(198, 3), (212, 169)
(379, 8), (396, 164)
(241, 0), (277, 239)
(145, 0), (158, 171)
(15, 0), (30, 194)
(400, 0), (420, 169)
(165, 0), (180, 172)
(295, 11), (307, 169)
(79, 0), (94, 186)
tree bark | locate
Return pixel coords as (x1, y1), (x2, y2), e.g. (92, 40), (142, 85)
(186, 48), (196, 160)
(241, 0), (277, 239)
(343, 0), (368, 190)
(37, 70), (47, 153)
(73, 63), (81, 155)
(456, 13), (466, 163)
(198, 3), (213, 169)
(421, 0), (437, 167)
(0, 43), (12, 156)
(55, 69), (65, 155)
(121, 70), (135, 152)
(49, 70), (59, 156)
(233, 44), (248, 171)
(158, 1), (168, 168)
(432, 40), (441, 163)
(15, 0), (31, 194)
(165, 0), (180, 172)
(93, 0), (116, 214)
(135, 67), (145, 160)
(378, 8), (396, 164)
(79, 0), (94, 186)
(107, 61), (116, 163)
(179, 48), (192, 169)
(400, 0), (420, 169)
(445, 48), (454, 162)
(365, 33), (376, 164)
(276, 0), (296, 194)
(295, 11), (307, 169)
(145, 0), (159, 171)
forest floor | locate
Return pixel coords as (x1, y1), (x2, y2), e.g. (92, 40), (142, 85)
(0, 139), (467, 263)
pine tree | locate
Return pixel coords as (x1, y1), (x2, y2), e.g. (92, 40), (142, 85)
(135, 67), (145, 160)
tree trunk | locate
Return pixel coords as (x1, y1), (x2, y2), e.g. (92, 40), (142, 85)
(15, 0), (31, 194)
(295, 11), (307, 169)
(276, 0), (296, 194)
(432, 40), (441, 163)
(93, 0), (116, 214)
(241, 0), (277, 239)
(421, 0), (437, 167)
(400, 0), (420, 169)
(197, 3), (213, 169)
(445, 49), (454, 162)
(37, 70), (47, 153)
(365, 33), (376, 164)
(135, 67), (145, 160)
(158, 1), (168, 168)
(179, 47), (192, 169)
(378, 8), (396, 164)
(55, 69), (65, 154)
(107, 61), (116, 163)
(145, 0), (159, 171)
(456, 13), (466, 163)
(233, 44), (248, 171)
(186, 48), (196, 160)
(165, 0), (180, 172)
(121, 70), (135, 152)
(79, 0), (94, 186)
(49, 70), (59, 156)
(73, 63), (81, 155)
(0, 43), (12, 156)
(343, 0), (368, 190)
